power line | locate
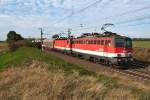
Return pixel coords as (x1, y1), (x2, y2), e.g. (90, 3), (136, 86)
(62, 6), (150, 33)
(115, 15), (150, 25)
(49, 1), (150, 36)
(119, 22), (150, 27)
(103, 6), (150, 20)
(53, 0), (104, 25)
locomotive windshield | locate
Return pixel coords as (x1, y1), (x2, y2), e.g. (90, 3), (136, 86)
(125, 38), (132, 48)
(115, 38), (132, 48)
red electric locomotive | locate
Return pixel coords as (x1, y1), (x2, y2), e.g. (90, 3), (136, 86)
(43, 32), (133, 65)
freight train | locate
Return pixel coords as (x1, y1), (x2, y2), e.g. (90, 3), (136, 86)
(42, 32), (133, 66)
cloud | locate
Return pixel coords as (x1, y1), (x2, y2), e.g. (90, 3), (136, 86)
(0, 0), (150, 40)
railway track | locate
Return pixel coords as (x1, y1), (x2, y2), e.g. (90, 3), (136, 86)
(47, 50), (150, 83)
(101, 64), (150, 83)
(106, 62), (150, 83)
(119, 69), (150, 82)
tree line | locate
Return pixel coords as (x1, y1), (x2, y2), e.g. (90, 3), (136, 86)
(133, 38), (150, 41)
(6, 31), (41, 51)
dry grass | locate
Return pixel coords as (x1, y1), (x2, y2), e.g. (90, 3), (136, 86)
(97, 70), (150, 91)
(133, 48), (150, 62)
(0, 43), (8, 50)
(0, 43), (8, 53)
(104, 88), (138, 100)
(0, 61), (104, 100)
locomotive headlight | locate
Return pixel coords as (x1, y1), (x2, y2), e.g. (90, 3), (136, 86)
(129, 53), (132, 57)
(118, 58), (121, 62)
(127, 53), (132, 57)
(130, 58), (134, 61)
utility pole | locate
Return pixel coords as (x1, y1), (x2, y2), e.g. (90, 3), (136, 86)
(68, 28), (72, 38)
(40, 28), (44, 50)
(68, 28), (72, 53)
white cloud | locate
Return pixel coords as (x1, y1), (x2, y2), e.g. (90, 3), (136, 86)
(0, 0), (150, 40)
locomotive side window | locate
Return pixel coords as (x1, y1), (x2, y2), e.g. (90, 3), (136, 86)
(105, 40), (107, 46)
(101, 40), (104, 45)
(94, 40), (97, 44)
(89, 40), (91, 44)
(83, 40), (85, 44)
(76, 40), (78, 44)
(91, 40), (93, 44)
(79, 40), (81, 44)
(84, 40), (87, 44)
(97, 40), (101, 45)
(75, 40), (77, 44)
(86, 40), (89, 44)
(108, 40), (111, 46)
(82, 40), (84, 44)
(78, 40), (80, 44)
(72, 40), (74, 44)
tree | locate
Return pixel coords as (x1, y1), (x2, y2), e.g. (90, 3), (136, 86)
(6, 31), (24, 43)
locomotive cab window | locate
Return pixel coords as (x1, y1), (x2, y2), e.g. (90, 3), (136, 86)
(125, 38), (132, 48)
(115, 38), (124, 47)
(115, 38), (132, 48)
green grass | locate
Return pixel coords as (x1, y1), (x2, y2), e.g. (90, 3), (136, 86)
(0, 47), (95, 76)
(133, 40), (150, 48)
(0, 47), (150, 99)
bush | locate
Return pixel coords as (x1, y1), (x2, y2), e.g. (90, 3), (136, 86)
(8, 40), (41, 51)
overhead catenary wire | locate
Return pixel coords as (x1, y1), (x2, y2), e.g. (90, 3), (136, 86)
(115, 15), (150, 25)
(103, 6), (150, 20)
(47, 0), (150, 36)
(68, 9), (150, 33)
(53, 0), (105, 25)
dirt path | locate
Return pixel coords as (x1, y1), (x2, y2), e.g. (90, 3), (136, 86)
(49, 51), (108, 73)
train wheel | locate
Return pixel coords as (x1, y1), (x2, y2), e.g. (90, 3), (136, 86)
(93, 57), (99, 63)
(109, 61), (114, 67)
(78, 54), (83, 59)
(72, 53), (76, 57)
(89, 57), (94, 62)
(99, 59), (103, 64)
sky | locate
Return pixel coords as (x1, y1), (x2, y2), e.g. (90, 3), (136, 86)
(0, 0), (150, 40)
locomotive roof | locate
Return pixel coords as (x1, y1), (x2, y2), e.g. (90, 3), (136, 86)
(54, 32), (131, 40)
(76, 32), (129, 39)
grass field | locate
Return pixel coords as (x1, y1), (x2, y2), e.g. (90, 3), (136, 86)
(133, 40), (150, 48)
(0, 47), (150, 100)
